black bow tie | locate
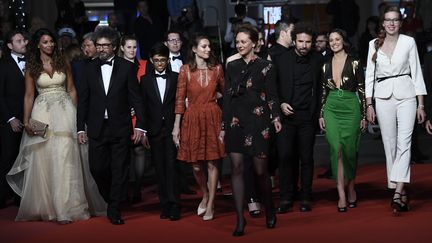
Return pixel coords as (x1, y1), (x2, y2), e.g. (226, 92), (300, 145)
(100, 59), (113, 66)
(17, 57), (26, 63)
(172, 55), (182, 61)
(155, 73), (167, 79)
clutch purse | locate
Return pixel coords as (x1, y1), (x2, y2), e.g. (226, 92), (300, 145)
(29, 118), (49, 138)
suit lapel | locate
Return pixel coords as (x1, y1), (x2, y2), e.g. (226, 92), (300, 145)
(107, 57), (119, 95)
(7, 55), (24, 77)
(162, 74), (171, 104)
(151, 75), (163, 104)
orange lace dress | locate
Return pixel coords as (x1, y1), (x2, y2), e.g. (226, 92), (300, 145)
(175, 64), (225, 162)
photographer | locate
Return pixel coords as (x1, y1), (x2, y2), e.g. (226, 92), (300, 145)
(224, 3), (257, 54)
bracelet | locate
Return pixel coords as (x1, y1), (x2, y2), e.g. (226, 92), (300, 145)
(418, 105), (424, 110)
(366, 104), (373, 108)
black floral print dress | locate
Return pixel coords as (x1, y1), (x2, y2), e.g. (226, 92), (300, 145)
(222, 57), (280, 158)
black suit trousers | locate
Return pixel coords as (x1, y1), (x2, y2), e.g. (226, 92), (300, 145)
(0, 123), (21, 200)
(277, 119), (316, 201)
(149, 123), (179, 206)
(88, 119), (131, 216)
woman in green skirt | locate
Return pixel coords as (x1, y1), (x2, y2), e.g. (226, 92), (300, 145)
(319, 29), (367, 212)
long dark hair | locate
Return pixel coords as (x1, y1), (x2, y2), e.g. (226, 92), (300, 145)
(372, 6), (401, 62)
(328, 28), (351, 52)
(27, 28), (65, 80)
(186, 33), (218, 71)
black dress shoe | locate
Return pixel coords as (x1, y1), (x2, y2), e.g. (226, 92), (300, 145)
(276, 201), (293, 214)
(181, 188), (197, 195)
(160, 205), (170, 219)
(299, 201), (312, 212)
(266, 212), (277, 229)
(108, 216), (125, 225)
(169, 204), (181, 221)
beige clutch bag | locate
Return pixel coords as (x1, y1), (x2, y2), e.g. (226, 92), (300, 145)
(29, 118), (49, 138)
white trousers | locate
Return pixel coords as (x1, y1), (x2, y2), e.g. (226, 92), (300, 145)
(375, 96), (416, 189)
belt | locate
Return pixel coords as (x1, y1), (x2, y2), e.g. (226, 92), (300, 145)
(376, 73), (411, 83)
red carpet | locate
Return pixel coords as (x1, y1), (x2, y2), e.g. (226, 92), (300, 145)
(1, 163), (432, 243)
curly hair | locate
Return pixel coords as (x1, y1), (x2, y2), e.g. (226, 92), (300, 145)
(26, 28), (65, 81)
(186, 33), (218, 71)
(372, 6), (401, 62)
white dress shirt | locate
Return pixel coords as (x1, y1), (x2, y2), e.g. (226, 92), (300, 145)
(155, 70), (167, 102)
(169, 53), (183, 73)
(101, 56), (115, 118)
(365, 34), (427, 99)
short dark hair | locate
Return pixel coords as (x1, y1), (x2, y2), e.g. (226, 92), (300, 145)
(274, 20), (293, 40)
(5, 30), (26, 45)
(164, 29), (183, 41)
(94, 27), (119, 49)
(291, 22), (316, 42)
(149, 42), (169, 58)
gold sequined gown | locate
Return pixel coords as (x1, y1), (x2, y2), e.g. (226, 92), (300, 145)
(7, 72), (106, 222)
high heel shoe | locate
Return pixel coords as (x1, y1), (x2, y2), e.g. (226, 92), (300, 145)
(203, 208), (214, 221)
(248, 198), (261, 218)
(337, 206), (348, 212)
(232, 217), (246, 237)
(197, 201), (207, 216)
(348, 200), (357, 208)
(391, 192), (409, 214)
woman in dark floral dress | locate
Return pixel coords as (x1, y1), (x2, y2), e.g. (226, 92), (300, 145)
(221, 25), (282, 236)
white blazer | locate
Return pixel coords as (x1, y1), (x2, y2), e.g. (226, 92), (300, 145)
(365, 34), (427, 99)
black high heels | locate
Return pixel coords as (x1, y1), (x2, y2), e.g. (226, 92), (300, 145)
(348, 200), (357, 208)
(337, 206), (348, 212)
(232, 217), (246, 237)
(391, 192), (409, 214)
(248, 198), (261, 218)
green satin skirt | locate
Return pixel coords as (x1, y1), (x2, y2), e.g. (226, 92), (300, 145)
(323, 90), (361, 180)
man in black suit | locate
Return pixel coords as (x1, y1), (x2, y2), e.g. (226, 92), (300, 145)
(141, 43), (181, 220)
(274, 23), (323, 212)
(0, 30), (28, 209)
(77, 27), (145, 225)
(163, 29), (198, 195)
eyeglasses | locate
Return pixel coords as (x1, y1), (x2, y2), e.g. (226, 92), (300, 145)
(153, 58), (168, 64)
(383, 18), (400, 24)
(95, 43), (113, 49)
(167, 38), (181, 44)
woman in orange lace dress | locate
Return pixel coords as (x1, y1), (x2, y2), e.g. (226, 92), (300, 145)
(172, 34), (225, 221)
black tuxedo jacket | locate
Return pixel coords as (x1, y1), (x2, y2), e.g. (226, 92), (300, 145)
(274, 49), (324, 121)
(140, 70), (178, 136)
(0, 55), (25, 123)
(77, 56), (145, 138)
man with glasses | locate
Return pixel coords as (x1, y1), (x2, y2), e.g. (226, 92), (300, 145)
(164, 30), (184, 73)
(140, 42), (181, 220)
(77, 27), (145, 225)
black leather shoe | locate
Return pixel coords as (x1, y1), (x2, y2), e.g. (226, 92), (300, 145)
(160, 205), (170, 219)
(169, 204), (181, 221)
(266, 212), (277, 229)
(108, 216), (125, 225)
(181, 188), (197, 195)
(299, 201), (312, 212)
(276, 201), (293, 214)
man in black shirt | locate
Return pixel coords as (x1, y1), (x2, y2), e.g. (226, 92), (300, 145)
(268, 20), (294, 61)
(274, 23), (323, 212)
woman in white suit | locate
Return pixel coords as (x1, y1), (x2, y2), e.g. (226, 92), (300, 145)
(365, 6), (427, 214)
